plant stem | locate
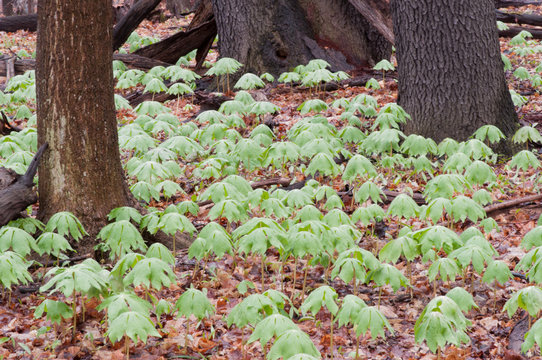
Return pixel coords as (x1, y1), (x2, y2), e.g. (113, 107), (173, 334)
(302, 258), (309, 301)
(125, 335), (130, 360)
(293, 257), (298, 294)
(437, 346), (441, 360)
(72, 291), (77, 340)
(407, 261), (413, 299)
(261, 255), (266, 291)
(185, 320), (190, 354)
(378, 287), (382, 309)
(330, 313), (334, 360)
(355, 332), (360, 359)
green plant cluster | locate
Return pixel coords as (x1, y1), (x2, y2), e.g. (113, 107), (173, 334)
(1, 28), (542, 357)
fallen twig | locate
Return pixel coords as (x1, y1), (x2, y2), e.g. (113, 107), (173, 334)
(484, 194), (542, 215)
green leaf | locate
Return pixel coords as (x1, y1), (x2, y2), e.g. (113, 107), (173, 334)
(387, 194), (420, 219)
(449, 244), (492, 274)
(427, 257), (460, 283)
(268, 329), (320, 360)
(97, 291), (152, 322)
(446, 287), (478, 312)
(414, 310), (465, 353)
(146, 243), (175, 265)
(473, 125), (505, 144)
(336, 294), (367, 328)
(235, 73), (265, 90)
(175, 287), (215, 320)
(366, 263), (409, 291)
(0, 251), (32, 289)
(157, 212), (196, 236)
(106, 311), (160, 344)
(300, 286), (338, 316)
(227, 294), (277, 328)
(331, 257), (366, 285)
(124, 258), (175, 291)
(40, 260), (109, 298)
(0, 226), (38, 257)
(522, 317), (542, 353)
(45, 211), (87, 241)
(108, 207), (142, 224)
(248, 314), (298, 348)
(97, 220), (147, 260)
(34, 299), (73, 325)
(36, 232), (73, 257)
(503, 286), (542, 317)
(379, 234), (419, 263)
(483, 260), (512, 285)
(354, 306), (394, 339)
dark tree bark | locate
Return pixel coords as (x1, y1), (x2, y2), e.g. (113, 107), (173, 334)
(347, 0), (393, 44)
(499, 25), (542, 39)
(134, 20), (217, 64)
(166, 0), (200, 16)
(0, 13), (36, 31)
(211, 0), (391, 77)
(496, 9), (542, 27)
(0, 143), (47, 226)
(112, 0), (162, 51)
(36, 0), (135, 255)
(391, 0), (519, 147)
(2, 0), (16, 16)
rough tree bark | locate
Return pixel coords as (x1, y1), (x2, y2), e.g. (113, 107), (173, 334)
(211, 0), (391, 77)
(391, 0), (519, 147)
(36, 0), (136, 255)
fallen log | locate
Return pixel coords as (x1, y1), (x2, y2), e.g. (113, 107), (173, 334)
(495, 0), (542, 7)
(496, 9), (542, 27)
(113, 0), (162, 51)
(0, 143), (47, 226)
(0, 5), (133, 33)
(499, 25), (542, 39)
(134, 19), (217, 64)
(484, 193), (542, 215)
(0, 14), (36, 32)
(0, 53), (172, 77)
(0, 111), (21, 135)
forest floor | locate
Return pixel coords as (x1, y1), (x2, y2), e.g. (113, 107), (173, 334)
(2, 3), (542, 360)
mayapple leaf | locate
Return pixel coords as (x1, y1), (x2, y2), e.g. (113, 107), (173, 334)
(97, 291), (152, 322)
(124, 258), (175, 291)
(106, 311), (160, 344)
(45, 211), (87, 241)
(354, 306), (394, 339)
(336, 294), (367, 328)
(34, 299), (73, 325)
(268, 329), (320, 360)
(175, 287), (215, 320)
(446, 287), (478, 313)
(247, 314), (298, 347)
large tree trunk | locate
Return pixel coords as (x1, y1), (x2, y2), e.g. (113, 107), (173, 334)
(211, 0), (391, 77)
(36, 0), (134, 255)
(391, 0), (519, 148)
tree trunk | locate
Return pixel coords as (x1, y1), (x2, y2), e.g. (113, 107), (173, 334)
(391, 0), (519, 148)
(2, 0), (16, 16)
(211, 0), (391, 77)
(166, 0), (200, 16)
(36, 0), (134, 255)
